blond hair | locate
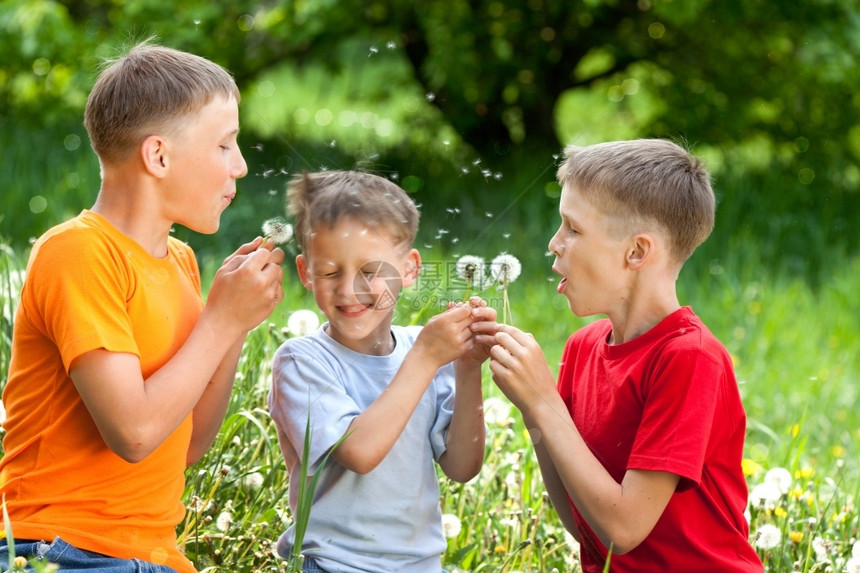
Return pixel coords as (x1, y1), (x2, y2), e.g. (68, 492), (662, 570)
(557, 139), (714, 264)
(84, 40), (239, 164)
(287, 170), (420, 254)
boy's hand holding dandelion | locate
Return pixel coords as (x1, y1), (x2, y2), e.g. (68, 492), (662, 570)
(482, 324), (559, 415)
(203, 237), (285, 337)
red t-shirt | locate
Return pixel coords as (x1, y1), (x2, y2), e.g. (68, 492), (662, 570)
(558, 307), (762, 572)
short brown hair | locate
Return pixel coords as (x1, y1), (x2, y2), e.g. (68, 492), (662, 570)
(287, 170), (420, 254)
(84, 40), (239, 164)
(557, 139), (714, 264)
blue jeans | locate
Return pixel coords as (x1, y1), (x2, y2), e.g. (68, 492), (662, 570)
(302, 557), (329, 572)
(0, 537), (178, 572)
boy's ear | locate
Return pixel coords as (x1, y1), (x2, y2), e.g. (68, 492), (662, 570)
(401, 249), (422, 287)
(626, 233), (654, 270)
(295, 254), (313, 290)
(140, 135), (168, 178)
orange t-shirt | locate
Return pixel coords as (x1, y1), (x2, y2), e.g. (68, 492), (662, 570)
(0, 210), (203, 573)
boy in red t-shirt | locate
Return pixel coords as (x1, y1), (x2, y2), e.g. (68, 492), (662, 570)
(474, 139), (762, 572)
(0, 42), (284, 572)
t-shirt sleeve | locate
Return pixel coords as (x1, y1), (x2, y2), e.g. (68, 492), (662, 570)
(428, 361), (456, 461)
(627, 343), (724, 489)
(25, 228), (138, 372)
(269, 340), (362, 471)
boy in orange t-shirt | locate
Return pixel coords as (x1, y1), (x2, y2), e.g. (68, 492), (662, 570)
(0, 41), (284, 572)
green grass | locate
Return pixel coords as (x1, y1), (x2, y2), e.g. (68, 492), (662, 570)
(4, 240), (857, 572)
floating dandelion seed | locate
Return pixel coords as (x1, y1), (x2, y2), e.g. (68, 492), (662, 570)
(262, 218), (293, 245)
(753, 524), (781, 550)
(425, 92), (436, 102)
(368, 46), (378, 56)
(287, 309), (320, 337)
(455, 255), (487, 300)
(491, 253), (521, 325)
(386, 41), (397, 49)
(252, 143), (264, 151)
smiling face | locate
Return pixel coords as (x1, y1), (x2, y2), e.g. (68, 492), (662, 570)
(548, 183), (632, 318)
(296, 216), (420, 355)
(161, 94), (248, 234)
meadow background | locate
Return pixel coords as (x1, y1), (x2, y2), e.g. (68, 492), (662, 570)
(2, 0), (860, 571)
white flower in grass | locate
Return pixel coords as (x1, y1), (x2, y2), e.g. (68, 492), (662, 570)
(749, 482), (782, 510)
(764, 467), (792, 494)
(753, 523), (781, 550)
(483, 397), (511, 427)
(441, 513), (462, 539)
(812, 536), (832, 561)
(455, 255), (487, 288)
(262, 217), (294, 244)
(846, 558), (860, 573)
(853, 540), (860, 559)
(243, 472), (264, 489)
(288, 309), (320, 337)
(216, 510), (233, 532)
(490, 253), (521, 286)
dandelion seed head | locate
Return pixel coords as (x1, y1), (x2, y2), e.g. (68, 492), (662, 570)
(455, 255), (486, 285)
(216, 511), (233, 532)
(288, 309), (320, 337)
(483, 397), (512, 427)
(244, 472), (265, 489)
(754, 524), (781, 550)
(749, 482), (782, 510)
(764, 467), (792, 494)
(441, 513), (462, 539)
(262, 218), (293, 244)
(491, 253), (522, 286)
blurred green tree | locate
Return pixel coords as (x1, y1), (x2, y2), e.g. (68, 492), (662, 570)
(2, 0), (859, 264)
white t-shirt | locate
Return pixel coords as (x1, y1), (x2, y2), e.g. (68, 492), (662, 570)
(268, 324), (455, 573)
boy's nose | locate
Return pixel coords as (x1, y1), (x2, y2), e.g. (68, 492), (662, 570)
(233, 149), (249, 179)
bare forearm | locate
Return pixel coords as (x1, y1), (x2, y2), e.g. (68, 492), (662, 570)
(187, 335), (246, 465)
(525, 400), (675, 554)
(439, 360), (486, 482)
(335, 349), (438, 473)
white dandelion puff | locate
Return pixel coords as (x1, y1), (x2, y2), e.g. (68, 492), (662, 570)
(243, 472), (264, 489)
(853, 540), (860, 558)
(753, 524), (781, 550)
(441, 513), (462, 539)
(812, 537), (831, 561)
(288, 309), (320, 337)
(455, 255), (487, 298)
(216, 510), (233, 532)
(483, 397), (512, 427)
(491, 253), (521, 325)
(845, 558), (860, 573)
(262, 217), (294, 244)
(491, 253), (521, 286)
(764, 467), (792, 494)
(749, 482), (782, 510)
